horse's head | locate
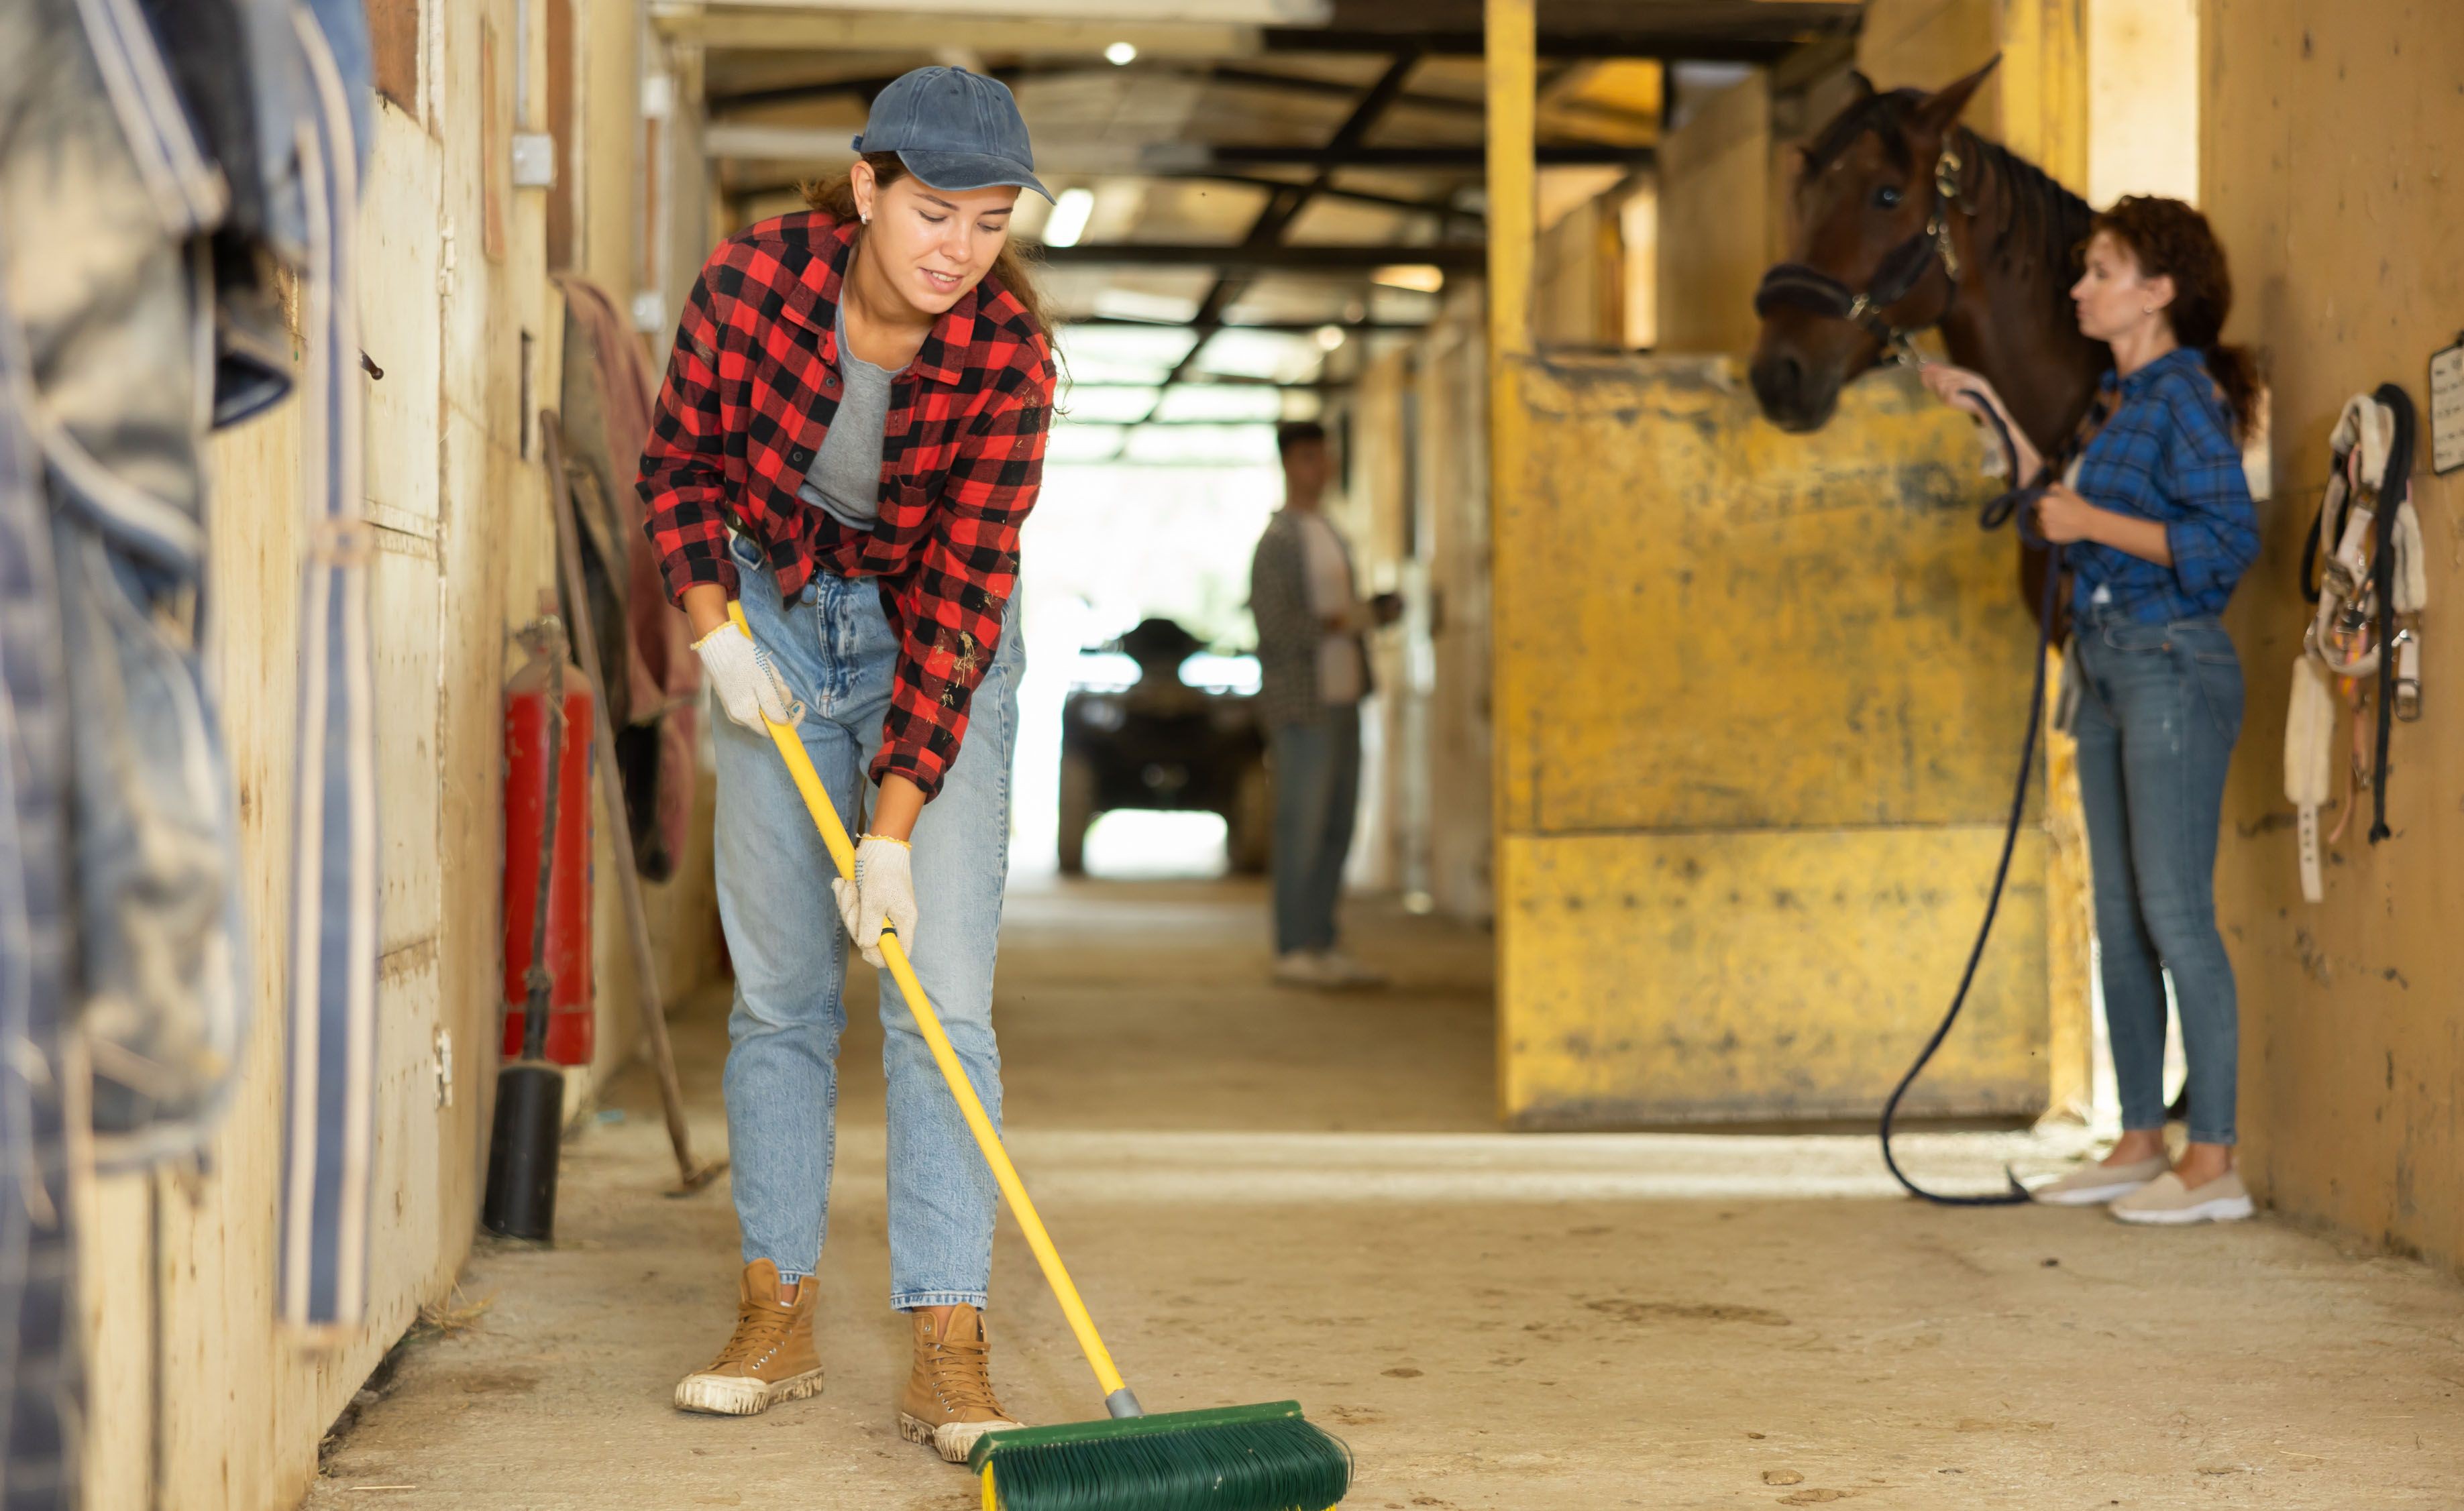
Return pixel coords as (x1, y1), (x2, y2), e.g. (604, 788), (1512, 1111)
(1750, 60), (1998, 432)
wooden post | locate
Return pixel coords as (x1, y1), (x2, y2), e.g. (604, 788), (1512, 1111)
(2002, 0), (2096, 1122)
(1486, 0), (1534, 1123)
(1485, 0), (1535, 368)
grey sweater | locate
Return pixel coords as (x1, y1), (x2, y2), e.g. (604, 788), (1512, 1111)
(1248, 508), (1373, 730)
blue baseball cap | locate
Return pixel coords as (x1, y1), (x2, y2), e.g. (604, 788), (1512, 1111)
(852, 67), (1051, 202)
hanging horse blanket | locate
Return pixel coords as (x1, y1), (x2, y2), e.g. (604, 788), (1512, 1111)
(557, 276), (700, 881)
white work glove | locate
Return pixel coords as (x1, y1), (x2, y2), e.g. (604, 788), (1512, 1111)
(833, 834), (916, 968)
(692, 619), (800, 732)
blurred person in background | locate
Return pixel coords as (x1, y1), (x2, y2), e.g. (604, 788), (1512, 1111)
(1248, 421), (1402, 989)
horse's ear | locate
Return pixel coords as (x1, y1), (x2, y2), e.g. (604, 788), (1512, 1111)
(1847, 69), (1877, 99)
(1914, 55), (2001, 133)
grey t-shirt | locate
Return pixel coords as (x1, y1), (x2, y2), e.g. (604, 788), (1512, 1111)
(796, 305), (900, 531)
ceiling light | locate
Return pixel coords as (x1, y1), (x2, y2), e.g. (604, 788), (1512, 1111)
(1371, 264), (1445, 294)
(1104, 41), (1137, 66)
(1042, 187), (1095, 249)
(1314, 324), (1345, 351)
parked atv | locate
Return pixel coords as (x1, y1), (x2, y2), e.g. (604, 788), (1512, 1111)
(1058, 618), (1271, 875)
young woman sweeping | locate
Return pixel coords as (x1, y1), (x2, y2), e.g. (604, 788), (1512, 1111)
(1921, 197), (2262, 1225)
(637, 66), (1055, 1457)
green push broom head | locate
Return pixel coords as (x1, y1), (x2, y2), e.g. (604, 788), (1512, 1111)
(969, 1400), (1351, 1511)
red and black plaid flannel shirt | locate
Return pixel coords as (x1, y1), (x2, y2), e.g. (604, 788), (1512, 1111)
(639, 211), (1054, 799)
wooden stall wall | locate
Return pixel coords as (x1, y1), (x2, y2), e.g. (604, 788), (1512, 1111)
(1856, 0), (2004, 110)
(1342, 348), (1409, 895)
(76, 3), (713, 1506)
(1654, 70), (1771, 360)
(1338, 287), (1495, 924)
(1492, 359), (2050, 1125)
(1849, 0), (2100, 1119)
(2202, 0), (2464, 1272)
(1419, 295), (1496, 921)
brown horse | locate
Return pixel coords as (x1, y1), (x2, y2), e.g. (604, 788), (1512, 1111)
(1750, 60), (2106, 623)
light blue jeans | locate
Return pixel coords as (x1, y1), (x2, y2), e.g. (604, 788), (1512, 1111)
(1269, 705), (1361, 956)
(2071, 609), (2243, 1146)
(714, 536), (1021, 1308)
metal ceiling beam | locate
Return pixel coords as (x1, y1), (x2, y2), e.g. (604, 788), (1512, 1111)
(660, 11), (1261, 55)
(1256, 30), (1850, 61)
(1189, 142), (1648, 168)
(710, 62), (1489, 119)
(686, 0), (1319, 16)
(1066, 316), (1428, 332)
(705, 127), (1647, 172)
(710, 68), (1016, 115)
(1202, 64), (1483, 117)
(1149, 46), (1425, 438)
(1194, 174), (1481, 227)
(1038, 242), (1481, 272)
(1064, 378), (1349, 392)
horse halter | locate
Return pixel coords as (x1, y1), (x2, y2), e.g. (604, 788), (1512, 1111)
(1754, 133), (1970, 366)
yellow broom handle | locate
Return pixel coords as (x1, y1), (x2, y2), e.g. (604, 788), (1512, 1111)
(729, 604), (1130, 1406)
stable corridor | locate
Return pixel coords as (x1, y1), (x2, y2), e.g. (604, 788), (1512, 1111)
(307, 885), (2464, 1510)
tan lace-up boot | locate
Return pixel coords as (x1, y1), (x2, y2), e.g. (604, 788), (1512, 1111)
(898, 1304), (1022, 1462)
(673, 1260), (822, 1415)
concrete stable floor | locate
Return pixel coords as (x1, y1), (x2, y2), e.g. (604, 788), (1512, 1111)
(309, 880), (2464, 1510)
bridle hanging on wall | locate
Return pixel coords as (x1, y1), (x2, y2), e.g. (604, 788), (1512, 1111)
(1754, 131), (1973, 366)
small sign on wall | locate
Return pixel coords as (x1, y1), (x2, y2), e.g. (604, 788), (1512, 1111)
(2432, 332), (2464, 475)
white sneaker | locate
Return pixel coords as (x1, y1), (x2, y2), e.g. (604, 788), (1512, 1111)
(1314, 949), (1387, 989)
(2110, 1170), (2255, 1225)
(1272, 951), (1332, 987)
(2027, 1154), (2171, 1207)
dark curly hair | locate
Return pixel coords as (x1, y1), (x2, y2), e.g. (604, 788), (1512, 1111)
(2090, 196), (2261, 441)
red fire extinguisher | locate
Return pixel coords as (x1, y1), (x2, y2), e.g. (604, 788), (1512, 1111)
(501, 635), (594, 1065)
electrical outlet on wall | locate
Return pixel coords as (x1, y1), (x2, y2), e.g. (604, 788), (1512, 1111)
(433, 1028), (454, 1109)
(511, 133), (556, 189)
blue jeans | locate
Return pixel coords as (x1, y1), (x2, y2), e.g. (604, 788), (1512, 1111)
(715, 537), (1021, 1308)
(2072, 610), (2243, 1145)
(1270, 706), (1361, 955)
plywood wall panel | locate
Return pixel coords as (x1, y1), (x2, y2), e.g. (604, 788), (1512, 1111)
(1491, 355), (2048, 1124)
(1857, 0), (2002, 104)
(578, 0), (644, 298)
(371, 539), (444, 952)
(2200, 0), (2464, 1272)
(1501, 826), (2047, 1124)
(1654, 70), (1770, 359)
(76, 1), (719, 1503)
(359, 121), (443, 530)
(1497, 360), (2037, 834)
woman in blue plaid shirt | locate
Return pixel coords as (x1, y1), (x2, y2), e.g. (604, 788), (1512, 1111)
(1923, 198), (2262, 1225)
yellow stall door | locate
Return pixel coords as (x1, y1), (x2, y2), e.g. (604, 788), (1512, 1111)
(1495, 355), (2049, 1127)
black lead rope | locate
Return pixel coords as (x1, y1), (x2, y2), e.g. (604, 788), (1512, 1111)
(1876, 398), (2060, 1207)
(2365, 383), (2416, 844)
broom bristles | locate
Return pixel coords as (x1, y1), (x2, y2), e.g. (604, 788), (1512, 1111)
(973, 1402), (1352, 1511)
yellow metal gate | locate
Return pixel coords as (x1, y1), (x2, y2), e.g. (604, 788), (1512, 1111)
(1493, 356), (2049, 1126)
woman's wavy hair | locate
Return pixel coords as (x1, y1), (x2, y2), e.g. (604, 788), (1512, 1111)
(802, 153), (1057, 346)
(2090, 195), (2262, 441)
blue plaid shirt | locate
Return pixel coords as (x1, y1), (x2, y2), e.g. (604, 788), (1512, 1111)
(2068, 347), (2259, 624)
